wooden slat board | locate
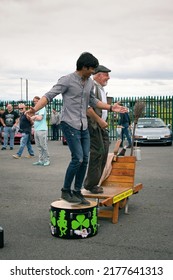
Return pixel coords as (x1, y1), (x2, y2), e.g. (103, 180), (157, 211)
(110, 169), (135, 176)
(114, 156), (136, 163)
(102, 156), (136, 186)
(111, 162), (135, 170)
(101, 182), (135, 188)
(103, 175), (134, 183)
(82, 186), (132, 199)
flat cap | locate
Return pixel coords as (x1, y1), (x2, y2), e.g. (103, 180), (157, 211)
(94, 65), (111, 74)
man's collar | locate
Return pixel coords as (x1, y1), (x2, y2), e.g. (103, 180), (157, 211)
(94, 80), (104, 90)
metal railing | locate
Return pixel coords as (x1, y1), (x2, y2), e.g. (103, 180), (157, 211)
(0, 95), (172, 140)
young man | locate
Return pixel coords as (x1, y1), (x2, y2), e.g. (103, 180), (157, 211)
(1, 104), (19, 150)
(31, 96), (50, 166)
(84, 65), (111, 194)
(12, 104), (35, 159)
(26, 52), (127, 205)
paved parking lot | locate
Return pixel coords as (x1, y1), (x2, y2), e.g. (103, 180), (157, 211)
(0, 141), (173, 260)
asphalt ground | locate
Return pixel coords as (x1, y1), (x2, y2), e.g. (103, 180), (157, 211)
(0, 140), (173, 260)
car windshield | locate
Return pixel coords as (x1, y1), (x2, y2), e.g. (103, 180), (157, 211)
(137, 119), (166, 128)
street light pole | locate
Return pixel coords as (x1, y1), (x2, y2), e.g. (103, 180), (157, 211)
(20, 77), (23, 100)
(26, 79), (28, 102)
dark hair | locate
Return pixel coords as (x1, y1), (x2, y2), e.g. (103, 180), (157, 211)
(33, 96), (40, 101)
(76, 52), (99, 70)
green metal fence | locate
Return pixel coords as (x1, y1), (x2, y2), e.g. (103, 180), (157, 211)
(0, 96), (172, 140)
(108, 96), (173, 140)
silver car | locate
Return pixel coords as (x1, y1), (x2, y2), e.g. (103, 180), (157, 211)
(133, 117), (172, 146)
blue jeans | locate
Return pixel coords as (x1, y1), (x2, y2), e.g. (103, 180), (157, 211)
(61, 122), (90, 192)
(17, 133), (34, 157)
(121, 123), (132, 146)
(3, 126), (15, 148)
(51, 124), (60, 140)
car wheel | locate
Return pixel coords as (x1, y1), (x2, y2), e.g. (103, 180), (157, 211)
(167, 142), (172, 146)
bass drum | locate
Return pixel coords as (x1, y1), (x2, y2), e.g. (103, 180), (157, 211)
(50, 199), (98, 239)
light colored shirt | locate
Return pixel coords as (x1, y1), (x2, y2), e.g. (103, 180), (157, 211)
(50, 111), (60, 125)
(99, 86), (107, 121)
(44, 72), (99, 130)
(34, 107), (47, 131)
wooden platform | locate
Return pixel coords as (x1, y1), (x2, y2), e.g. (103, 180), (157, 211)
(82, 156), (143, 224)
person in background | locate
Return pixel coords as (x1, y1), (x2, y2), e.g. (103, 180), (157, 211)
(31, 96), (50, 166)
(50, 108), (60, 140)
(0, 108), (5, 144)
(12, 104), (35, 159)
(0, 104), (19, 150)
(0, 108), (4, 130)
(26, 52), (127, 204)
(118, 106), (132, 148)
(84, 65), (111, 194)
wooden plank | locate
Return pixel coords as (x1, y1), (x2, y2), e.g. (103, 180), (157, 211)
(112, 203), (119, 224)
(114, 156), (136, 163)
(104, 175), (134, 183)
(110, 169), (135, 176)
(133, 183), (143, 193)
(100, 189), (132, 206)
(111, 162), (135, 170)
(98, 209), (113, 219)
(99, 197), (113, 206)
(102, 182), (134, 188)
(113, 139), (122, 155)
(82, 186), (132, 199)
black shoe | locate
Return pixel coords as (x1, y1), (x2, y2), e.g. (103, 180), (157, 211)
(126, 145), (131, 148)
(61, 189), (81, 203)
(10, 147), (13, 150)
(73, 190), (90, 205)
(84, 185), (103, 194)
(1, 147), (6, 150)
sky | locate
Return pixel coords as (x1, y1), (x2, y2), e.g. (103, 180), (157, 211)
(0, 0), (173, 101)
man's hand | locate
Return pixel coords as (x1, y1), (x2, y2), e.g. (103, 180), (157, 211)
(98, 118), (108, 129)
(112, 103), (127, 113)
(117, 125), (124, 128)
(25, 113), (34, 125)
(25, 107), (35, 117)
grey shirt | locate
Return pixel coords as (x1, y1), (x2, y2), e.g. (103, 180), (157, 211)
(44, 72), (99, 130)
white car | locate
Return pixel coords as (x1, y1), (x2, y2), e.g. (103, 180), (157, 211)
(133, 118), (172, 146)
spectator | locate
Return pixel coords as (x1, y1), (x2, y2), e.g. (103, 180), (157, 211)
(0, 108), (4, 130)
(12, 104), (35, 159)
(118, 108), (132, 148)
(0, 108), (5, 144)
(1, 104), (19, 150)
(31, 96), (50, 166)
(50, 108), (60, 140)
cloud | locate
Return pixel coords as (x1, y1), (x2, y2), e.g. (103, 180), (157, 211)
(0, 0), (173, 100)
